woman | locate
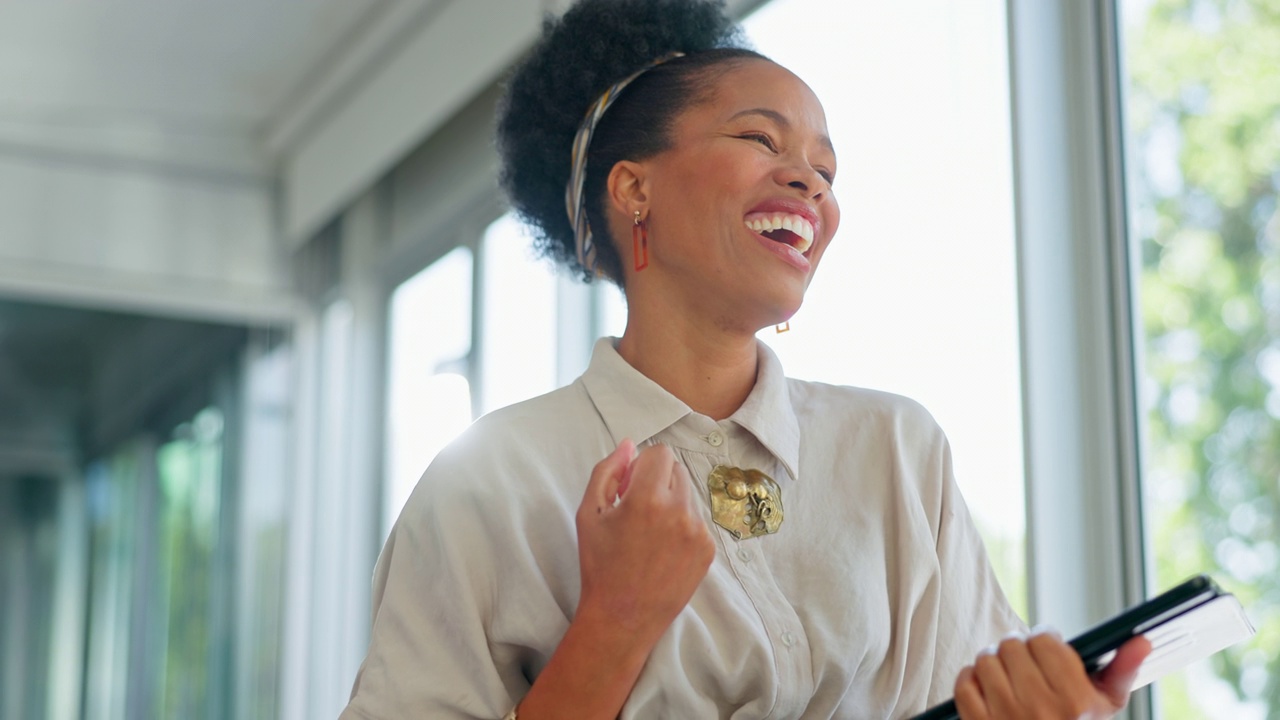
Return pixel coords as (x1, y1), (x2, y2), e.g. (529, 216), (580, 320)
(341, 1), (1150, 718)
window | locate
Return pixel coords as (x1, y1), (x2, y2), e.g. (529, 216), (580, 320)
(384, 214), (595, 535)
(742, 0), (1027, 613)
(149, 407), (228, 719)
(479, 214), (559, 415)
(234, 341), (291, 719)
(83, 444), (147, 720)
(383, 248), (475, 532)
(381, 219), (573, 532)
(81, 392), (270, 720)
(1120, 0), (1280, 715)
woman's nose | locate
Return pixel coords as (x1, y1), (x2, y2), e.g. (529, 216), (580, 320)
(778, 157), (829, 198)
(780, 166), (825, 201)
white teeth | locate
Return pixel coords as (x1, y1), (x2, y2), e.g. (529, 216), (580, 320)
(744, 213), (815, 253)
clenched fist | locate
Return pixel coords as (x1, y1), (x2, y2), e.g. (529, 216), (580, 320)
(575, 440), (716, 644)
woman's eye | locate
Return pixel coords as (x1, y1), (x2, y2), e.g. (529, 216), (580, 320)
(742, 133), (777, 151)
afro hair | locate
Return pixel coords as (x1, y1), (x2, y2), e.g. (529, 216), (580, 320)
(496, 0), (766, 284)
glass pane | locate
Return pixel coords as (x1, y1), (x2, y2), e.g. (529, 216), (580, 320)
(1121, 0), (1280, 715)
(0, 475), (61, 720)
(480, 214), (559, 414)
(150, 407), (226, 719)
(742, 0), (1027, 614)
(384, 247), (475, 533)
(233, 343), (291, 719)
(83, 444), (146, 720)
(597, 283), (628, 339)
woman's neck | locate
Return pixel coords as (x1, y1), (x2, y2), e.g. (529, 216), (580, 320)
(616, 307), (759, 421)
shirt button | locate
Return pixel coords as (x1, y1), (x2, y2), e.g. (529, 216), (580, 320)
(736, 547), (752, 563)
(707, 431), (724, 447)
(781, 631), (796, 648)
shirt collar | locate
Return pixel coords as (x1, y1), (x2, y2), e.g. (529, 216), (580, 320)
(580, 337), (801, 482)
(729, 340), (801, 482)
(580, 337), (693, 448)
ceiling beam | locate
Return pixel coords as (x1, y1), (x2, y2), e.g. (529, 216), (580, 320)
(279, 0), (542, 246)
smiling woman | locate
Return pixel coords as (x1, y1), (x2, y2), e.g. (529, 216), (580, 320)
(604, 58), (839, 346)
(339, 1), (1148, 718)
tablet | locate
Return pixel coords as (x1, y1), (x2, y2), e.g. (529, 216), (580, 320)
(909, 575), (1255, 720)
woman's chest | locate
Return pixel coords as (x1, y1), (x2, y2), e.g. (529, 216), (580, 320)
(616, 449), (941, 719)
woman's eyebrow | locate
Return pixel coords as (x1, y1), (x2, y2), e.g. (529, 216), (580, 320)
(728, 107), (789, 126)
(727, 107), (835, 156)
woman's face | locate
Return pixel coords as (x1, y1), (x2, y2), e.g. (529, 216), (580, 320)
(621, 59), (840, 333)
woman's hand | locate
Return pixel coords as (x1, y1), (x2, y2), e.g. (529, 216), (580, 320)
(954, 630), (1152, 720)
(519, 438), (716, 717)
(575, 439), (717, 643)
(516, 441), (715, 719)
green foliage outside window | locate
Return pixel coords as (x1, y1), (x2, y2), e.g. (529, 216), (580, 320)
(1125, 0), (1280, 715)
(151, 407), (229, 719)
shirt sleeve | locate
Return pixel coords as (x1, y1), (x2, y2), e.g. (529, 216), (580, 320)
(340, 457), (517, 720)
(926, 435), (1028, 706)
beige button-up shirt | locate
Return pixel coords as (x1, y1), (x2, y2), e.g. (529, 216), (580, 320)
(342, 338), (1023, 719)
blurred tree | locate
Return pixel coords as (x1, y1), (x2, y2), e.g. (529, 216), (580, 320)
(1125, 0), (1280, 716)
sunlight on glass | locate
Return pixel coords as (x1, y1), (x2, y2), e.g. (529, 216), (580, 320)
(83, 444), (144, 720)
(480, 214), (559, 414)
(1121, 0), (1280, 716)
(235, 343), (291, 719)
(384, 247), (474, 534)
(598, 283), (627, 338)
(153, 407), (224, 718)
(742, 0), (1027, 614)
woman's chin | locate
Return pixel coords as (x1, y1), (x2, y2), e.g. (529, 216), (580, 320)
(748, 296), (805, 334)
(779, 287), (808, 319)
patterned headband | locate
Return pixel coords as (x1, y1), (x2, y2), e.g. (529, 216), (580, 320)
(565, 52), (685, 274)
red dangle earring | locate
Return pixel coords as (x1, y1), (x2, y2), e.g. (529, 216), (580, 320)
(632, 210), (649, 271)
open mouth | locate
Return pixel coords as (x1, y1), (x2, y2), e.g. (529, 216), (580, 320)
(744, 212), (815, 254)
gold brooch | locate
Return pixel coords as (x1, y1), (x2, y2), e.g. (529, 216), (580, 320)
(707, 465), (784, 539)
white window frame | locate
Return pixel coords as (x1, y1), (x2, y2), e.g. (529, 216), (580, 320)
(1006, 0), (1149, 715)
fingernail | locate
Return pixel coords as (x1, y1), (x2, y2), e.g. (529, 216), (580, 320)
(618, 458), (634, 496)
(1003, 630), (1027, 641)
(1031, 624), (1062, 640)
(978, 643), (998, 657)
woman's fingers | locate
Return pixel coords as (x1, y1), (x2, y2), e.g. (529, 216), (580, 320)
(617, 444), (636, 498)
(619, 443), (675, 500)
(972, 647), (1019, 717)
(954, 666), (991, 720)
(594, 443), (702, 511)
(575, 442), (714, 640)
(583, 438), (636, 513)
(1094, 635), (1152, 707)
(957, 631), (1145, 719)
(1025, 630), (1091, 702)
(669, 458), (693, 499)
(995, 635), (1056, 708)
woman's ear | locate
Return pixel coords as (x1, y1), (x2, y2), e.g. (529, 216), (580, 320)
(606, 160), (651, 217)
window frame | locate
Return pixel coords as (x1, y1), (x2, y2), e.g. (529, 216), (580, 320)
(1006, 0), (1150, 715)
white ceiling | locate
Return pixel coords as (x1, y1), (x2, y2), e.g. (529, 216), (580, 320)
(0, 1), (463, 461)
(0, 0), (396, 156)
